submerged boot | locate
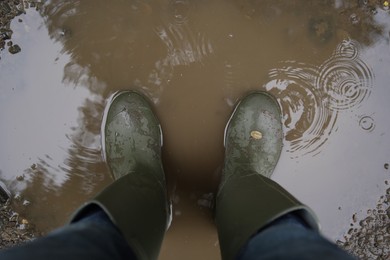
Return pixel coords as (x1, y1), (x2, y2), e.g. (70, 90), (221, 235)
(71, 91), (170, 260)
(215, 92), (319, 260)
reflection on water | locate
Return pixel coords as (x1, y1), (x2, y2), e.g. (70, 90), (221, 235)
(0, 9), (110, 230)
(265, 39), (374, 156)
(0, 0), (390, 259)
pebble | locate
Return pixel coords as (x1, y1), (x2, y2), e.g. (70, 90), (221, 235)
(8, 44), (21, 54)
(0, 181), (10, 204)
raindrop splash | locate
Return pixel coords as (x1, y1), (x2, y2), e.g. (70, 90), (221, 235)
(265, 40), (374, 157)
(317, 39), (374, 111)
(265, 62), (337, 156)
(359, 115), (375, 132)
(169, 0), (190, 25)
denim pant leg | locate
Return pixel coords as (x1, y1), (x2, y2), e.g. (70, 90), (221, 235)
(0, 208), (136, 260)
(239, 214), (356, 260)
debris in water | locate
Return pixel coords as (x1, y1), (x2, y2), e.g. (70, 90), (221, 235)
(385, 163), (389, 170)
(383, 1), (389, 10)
(349, 13), (360, 25)
(197, 193), (214, 208)
(250, 130), (263, 140)
(22, 200), (31, 206)
(14, 193), (22, 201)
(308, 16), (334, 44)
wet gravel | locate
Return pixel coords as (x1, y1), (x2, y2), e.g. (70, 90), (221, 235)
(337, 181), (390, 259)
(0, 0), (43, 58)
(0, 201), (37, 250)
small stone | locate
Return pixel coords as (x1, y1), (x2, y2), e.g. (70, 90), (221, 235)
(0, 181), (11, 204)
(384, 1), (390, 10)
(0, 31), (12, 40)
(384, 163), (389, 170)
(352, 213), (357, 223)
(8, 44), (21, 54)
(18, 224), (26, 230)
(21, 219), (28, 225)
(1, 232), (11, 241)
(14, 192), (22, 201)
(1, 2), (11, 14)
(250, 130), (263, 140)
(9, 212), (19, 222)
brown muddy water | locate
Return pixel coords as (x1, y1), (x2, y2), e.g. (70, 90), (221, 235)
(1, 0), (390, 259)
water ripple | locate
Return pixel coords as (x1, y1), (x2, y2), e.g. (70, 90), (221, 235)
(155, 23), (214, 66)
(169, 0), (190, 25)
(359, 115), (375, 132)
(317, 39), (373, 111)
(265, 40), (374, 156)
(265, 63), (337, 156)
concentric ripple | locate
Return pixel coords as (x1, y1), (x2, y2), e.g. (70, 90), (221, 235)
(265, 62), (337, 156)
(169, 0), (190, 25)
(265, 40), (374, 157)
(359, 115), (375, 132)
(317, 39), (374, 111)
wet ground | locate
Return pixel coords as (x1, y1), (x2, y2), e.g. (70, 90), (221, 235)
(1, 0), (390, 258)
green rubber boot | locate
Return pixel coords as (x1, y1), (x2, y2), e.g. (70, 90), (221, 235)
(71, 91), (170, 260)
(216, 92), (319, 260)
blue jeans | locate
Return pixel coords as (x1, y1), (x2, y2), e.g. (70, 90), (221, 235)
(0, 209), (354, 260)
(238, 214), (355, 260)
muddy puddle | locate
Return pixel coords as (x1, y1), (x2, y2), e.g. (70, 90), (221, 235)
(1, 0), (390, 258)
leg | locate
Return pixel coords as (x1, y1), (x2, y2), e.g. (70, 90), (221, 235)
(239, 213), (355, 260)
(215, 92), (350, 260)
(1, 91), (170, 260)
(70, 91), (170, 260)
